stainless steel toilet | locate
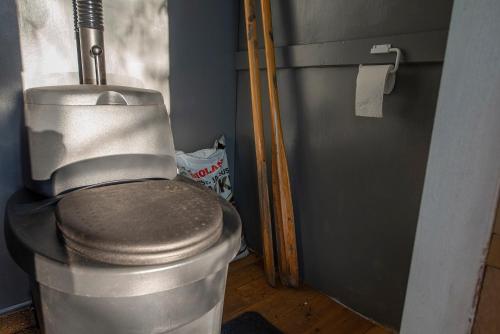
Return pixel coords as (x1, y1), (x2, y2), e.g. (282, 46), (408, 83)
(5, 1), (241, 333)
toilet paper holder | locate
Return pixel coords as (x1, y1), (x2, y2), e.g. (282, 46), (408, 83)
(370, 44), (402, 73)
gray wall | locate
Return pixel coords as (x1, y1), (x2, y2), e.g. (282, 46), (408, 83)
(235, 0), (452, 329)
(169, 0), (239, 175)
(0, 0), (30, 312)
(0, 0), (239, 312)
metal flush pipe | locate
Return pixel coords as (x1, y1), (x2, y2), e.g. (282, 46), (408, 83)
(73, 0), (107, 85)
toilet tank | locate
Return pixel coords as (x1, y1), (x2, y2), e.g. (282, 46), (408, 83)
(23, 85), (177, 196)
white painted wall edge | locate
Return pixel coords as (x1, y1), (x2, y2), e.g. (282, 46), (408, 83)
(400, 0), (500, 333)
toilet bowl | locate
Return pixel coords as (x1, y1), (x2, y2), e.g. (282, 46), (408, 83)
(6, 177), (241, 333)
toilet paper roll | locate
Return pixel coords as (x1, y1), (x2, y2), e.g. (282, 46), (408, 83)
(355, 64), (396, 118)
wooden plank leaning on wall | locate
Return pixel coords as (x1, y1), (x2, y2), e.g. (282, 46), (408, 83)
(260, 0), (300, 288)
(243, 0), (277, 287)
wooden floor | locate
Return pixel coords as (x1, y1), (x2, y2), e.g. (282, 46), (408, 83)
(0, 308), (38, 334)
(223, 254), (391, 334)
(0, 253), (391, 334)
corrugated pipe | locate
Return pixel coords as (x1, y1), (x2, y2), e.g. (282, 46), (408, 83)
(74, 0), (104, 31)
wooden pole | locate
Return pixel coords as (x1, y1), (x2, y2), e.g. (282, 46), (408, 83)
(243, 0), (276, 287)
(260, 0), (300, 287)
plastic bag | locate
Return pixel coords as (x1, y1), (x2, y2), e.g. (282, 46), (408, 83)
(176, 136), (248, 260)
(176, 136), (233, 201)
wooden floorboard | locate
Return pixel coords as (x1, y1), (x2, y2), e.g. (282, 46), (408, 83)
(223, 253), (392, 334)
(0, 308), (38, 334)
(0, 253), (392, 334)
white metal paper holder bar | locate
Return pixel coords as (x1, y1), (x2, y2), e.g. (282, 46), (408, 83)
(370, 44), (402, 73)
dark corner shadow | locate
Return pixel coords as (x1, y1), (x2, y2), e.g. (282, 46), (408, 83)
(0, 0), (31, 308)
(0, 1), (25, 178)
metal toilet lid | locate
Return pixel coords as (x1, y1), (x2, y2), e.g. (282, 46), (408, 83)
(55, 180), (223, 265)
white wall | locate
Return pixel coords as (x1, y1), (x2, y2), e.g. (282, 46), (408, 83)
(16, 0), (170, 109)
(400, 0), (500, 332)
